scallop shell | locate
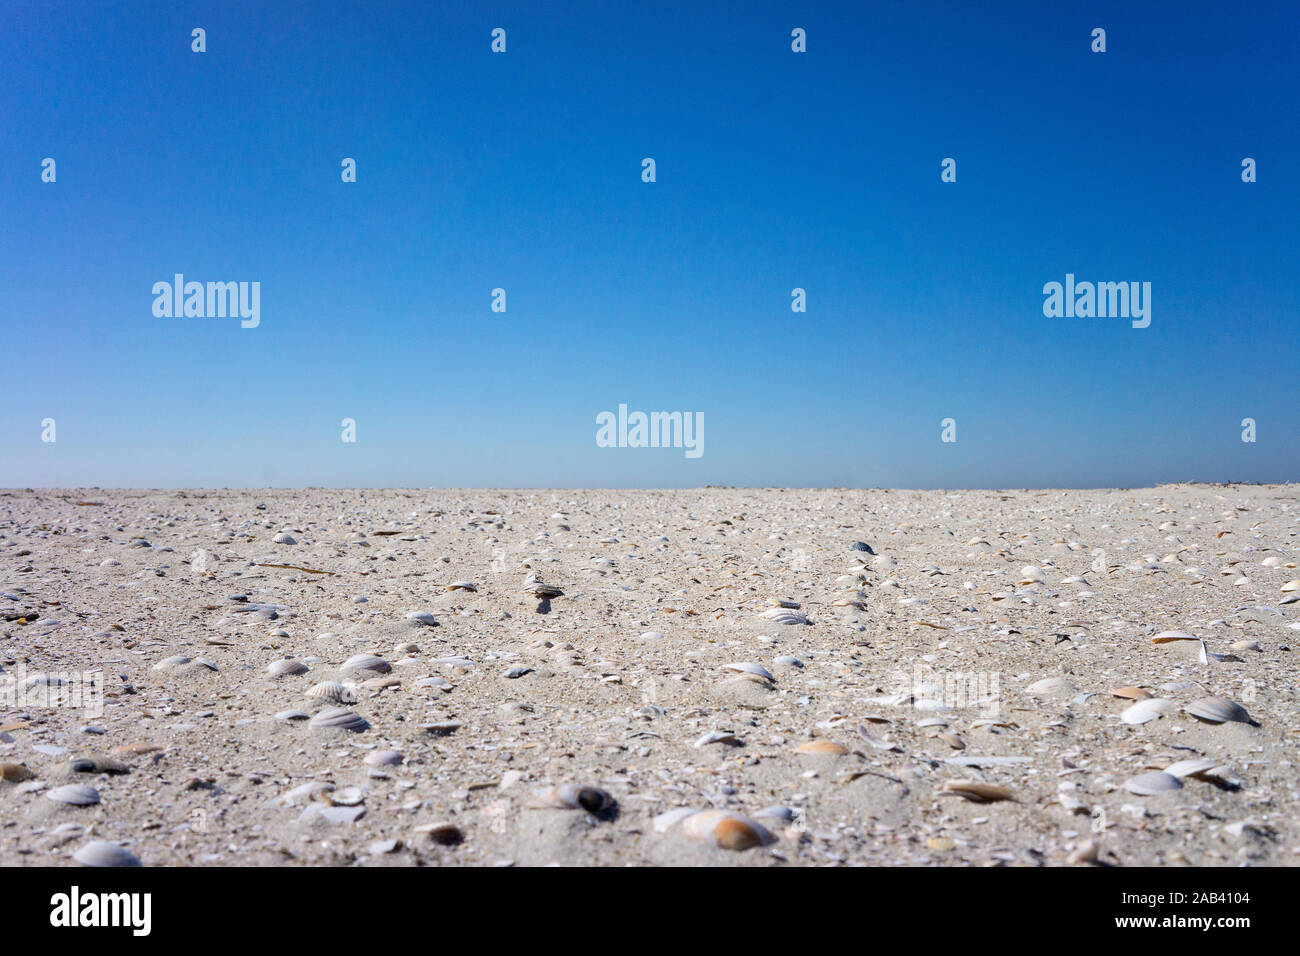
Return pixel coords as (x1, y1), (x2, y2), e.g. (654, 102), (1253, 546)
(1120, 698), (1177, 725)
(73, 841), (141, 867)
(46, 784), (101, 806)
(681, 810), (775, 850)
(1124, 771), (1183, 795)
(722, 662), (775, 682)
(306, 681), (357, 704)
(939, 780), (1015, 803)
(272, 532), (297, 544)
(340, 654), (390, 676)
(795, 739), (848, 756)
(308, 707), (370, 732)
(760, 608), (809, 625)
(267, 658), (309, 677)
(1185, 696), (1254, 725)
(526, 783), (615, 814)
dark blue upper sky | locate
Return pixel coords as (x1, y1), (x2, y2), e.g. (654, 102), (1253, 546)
(2, 0), (1296, 488)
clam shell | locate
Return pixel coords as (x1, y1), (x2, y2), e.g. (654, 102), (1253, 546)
(1120, 698), (1177, 725)
(1185, 696), (1253, 725)
(267, 658), (309, 677)
(275, 709), (309, 722)
(722, 661), (775, 682)
(760, 608), (809, 625)
(46, 784), (101, 806)
(306, 681), (357, 704)
(405, 611), (438, 626)
(152, 654), (192, 671)
(1025, 676), (1074, 696)
(1111, 686), (1152, 700)
(939, 780), (1015, 803)
(73, 841), (141, 868)
(1280, 579), (1300, 593)
(1124, 771), (1183, 795)
(308, 707), (370, 732)
(795, 739), (848, 755)
(1151, 631), (1199, 644)
(340, 654), (390, 676)
(681, 810), (775, 850)
(1163, 758), (1220, 778)
(365, 750), (405, 767)
(526, 783), (615, 814)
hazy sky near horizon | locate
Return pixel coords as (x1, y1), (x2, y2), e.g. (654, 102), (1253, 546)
(2, 0), (1296, 489)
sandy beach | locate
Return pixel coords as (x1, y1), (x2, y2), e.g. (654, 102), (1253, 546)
(1, 485), (1296, 867)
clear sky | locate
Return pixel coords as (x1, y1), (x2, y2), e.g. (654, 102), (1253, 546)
(2, 0), (1296, 489)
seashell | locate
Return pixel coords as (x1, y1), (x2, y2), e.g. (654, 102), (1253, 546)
(340, 654), (390, 676)
(73, 841), (141, 868)
(435, 656), (475, 669)
(275, 709), (310, 722)
(694, 730), (738, 748)
(1163, 758), (1220, 779)
(752, 805), (797, 824)
(1120, 698), (1177, 725)
(46, 784), (101, 806)
(69, 756), (129, 775)
(1124, 771), (1182, 795)
(773, 655), (803, 668)
(414, 822), (463, 845)
(526, 783), (615, 814)
(939, 780), (1015, 803)
(152, 654), (192, 671)
(308, 707), (370, 732)
(279, 782), (334, 805)
(681, 810), (775, 850)
(415, 676), (453, 692)
(326, 786), (365, 806)
(1281, 580), (1300, 593)
(1185, 696), (1254, 725)
(272, 532), (297, 544)
(1025, 676), (1075, 696)
(421, 721), (463, 736)
(1229, 640), (1260, 652)
(1151, 631), (1198, 644)
(306, 681), (357, 704)
(638, 631), (666, 641)
(795, 739), (848, 756)
(393, 642), (420, 655)
(365, 750), (404, 767)
(405, 611), (438, 626)
(767, 598), (801, 609)
(722, 662), (775, 682)
(446, 581), (478, 592)
(1, 762), (35, 782)
(521, 582), (563, 598)
(1018, 566), (1045, 584)
(760, 608), (809, 625)
(267, 658), (309, 677)
(653, 807), (699, 833)
(1111, 686), (1152, 700)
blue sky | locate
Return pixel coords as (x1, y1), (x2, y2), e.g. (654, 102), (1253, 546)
(2, 0), (1296, 488)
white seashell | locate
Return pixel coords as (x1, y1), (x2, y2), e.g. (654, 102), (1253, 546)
(308, 707), (370, 732)
(653, 807), (698, 833)
(526, 783), (615, 814)
(267, 658), (309, 677)
(1151, 630), (1198, 643)
(1281, 579), (1300, 593)
(1019, 565), (1045, 583)
(722, 662), (775, 682)
(446, 581), (478, 592)
(279, 782), (334, 805)
(274, 709), (310, 722)
(365, 750), (404, 767)
(306, 681), (357, 704)
(73, 841), (141, 867)
(638, 631), (666, 641)
(273, 532), (297, 544)
(152, 655), (191, 671)
(1025, 676), (1075, 696)
(405, 611), (438, 626)
(46, 784), (101, 806)
(681, 810), (775, 850)
(1124, 771), (1183, 795)
(1185, 696), (1254, 725)
(694, 731), (738, 748)
(1121, 698), (1177, 725)
(760, 608), (809, 625)
(340, 654), (390, 675)
(773, 655), (803, 668)
(1163, 758), (1220, 778)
